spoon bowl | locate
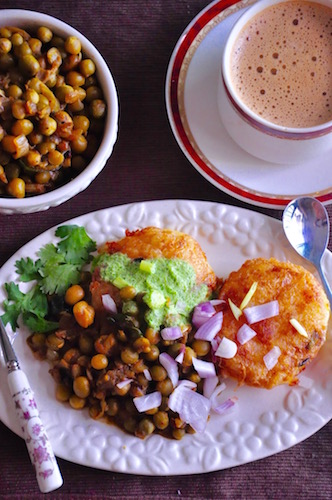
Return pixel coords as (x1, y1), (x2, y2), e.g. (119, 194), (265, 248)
(282, 196), (332, 306)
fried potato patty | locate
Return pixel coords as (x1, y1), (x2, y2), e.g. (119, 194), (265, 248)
(99, 226), (216, 289)
(216, 258), (330, 389)
(91, 226), (216, 312)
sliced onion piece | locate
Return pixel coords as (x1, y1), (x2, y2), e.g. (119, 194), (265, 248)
(169, 385), (211, 433)
(244, 300), (279, 324)
(179, 388), (211, 433)
(263, 346), (281, 370)
(161, 326), (183, 341)
(192, 357), (216, 379)
(210, 336), (221, 363)
(159, 352), (179, 388)
(175, 350), (184, 364)
(143, 368), (152, 381)
(228, 298), (242, 320)
(168, 381), (196, 414)
(240, 282), (258, 310)
(209, 382), (227, 408)
(177, 379), (197, 390)
(209, 299), (226, 307)
(211, 336), (221, 352)
(101, 294), (117, 314)
(213, 397), (237, 415)
(116, 378), (133, 389)
(236, 324), (257, 345)
(194, 311), (223, 341)
(289, 318), (308, 338)
(168, 384), (186, 414)
(133, 391), (162, 413)
(192, 301), (216, 328)
(203, 376), (219, 399)
(215, 337), (237, 359)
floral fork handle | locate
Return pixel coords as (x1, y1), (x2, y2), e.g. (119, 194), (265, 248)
(7, 361), (63, 493)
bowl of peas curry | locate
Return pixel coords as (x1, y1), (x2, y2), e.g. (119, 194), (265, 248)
(0, 10), (118, 214)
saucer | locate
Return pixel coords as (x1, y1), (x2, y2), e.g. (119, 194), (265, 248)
(165, 0), (332, 209)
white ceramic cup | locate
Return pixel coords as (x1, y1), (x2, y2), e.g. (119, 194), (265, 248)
(218, 0), (332, 164)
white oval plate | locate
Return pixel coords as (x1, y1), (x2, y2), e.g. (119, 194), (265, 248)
(165, 0), (332, 209)
(1, 200), (332, 475)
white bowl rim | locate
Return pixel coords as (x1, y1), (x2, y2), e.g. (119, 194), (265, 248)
(0, 9), (119, 212)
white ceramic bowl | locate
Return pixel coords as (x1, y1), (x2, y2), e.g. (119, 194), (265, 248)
(219, 0), (332, 164)
(0, 9), (118, 215)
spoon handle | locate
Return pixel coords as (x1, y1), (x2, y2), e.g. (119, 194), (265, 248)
(317, 262), (332, 308)
(7, 365), (63, 493)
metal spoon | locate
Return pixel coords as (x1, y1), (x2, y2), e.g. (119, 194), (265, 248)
(282, 196), (332, 306)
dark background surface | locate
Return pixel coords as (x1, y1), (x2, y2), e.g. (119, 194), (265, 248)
(0, 1), (331, 498)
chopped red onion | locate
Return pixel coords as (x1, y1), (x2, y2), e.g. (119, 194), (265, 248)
(116, 378), (133, 389)
(177, 379), (197, 389)
(179, 388), (211, 433)
(210, 336), (221, 363)
(213, 397), (237, 415)
(133, 391), (162, 413)
(211, 336), (221, 352)
(244, 300), (279, 325)
(168, 384), (186, 414)
(169, 384), (211, 433)
(263, 346), (281, 370)
(192, 302), (216, 328)
(168, 382), (196, 414)
(192, 357), (216, 379)
(175, 350), (184, 364)
(143, 368), (152, 381)
(161, 326), (183, 341)
(211, 336), (221, 356)
(236, 324), (257, 345)
(209, 299), (226, 307)
(209, 382), (227, 408)
(215, 337), (237, 359)
(194, 311), (223, 341)
(101, 294), (117, 314)
(203, 376), (219, 399)
(159, 352), (179, 388)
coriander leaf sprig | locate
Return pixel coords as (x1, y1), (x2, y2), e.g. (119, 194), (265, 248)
(16, 225), (97, 296)
(1, 224), (96, 333)
(1, 282), (58, 333)
(15, 257), (41, 282)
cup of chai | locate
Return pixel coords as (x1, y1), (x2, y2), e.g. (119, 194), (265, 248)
(219, 0), (332, 163)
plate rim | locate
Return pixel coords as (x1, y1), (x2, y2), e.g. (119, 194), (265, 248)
(165, 0), (332, 210)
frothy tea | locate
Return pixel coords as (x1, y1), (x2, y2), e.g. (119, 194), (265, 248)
(230, 1), (332, 128)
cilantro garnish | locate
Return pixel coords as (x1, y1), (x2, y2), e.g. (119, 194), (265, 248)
(15, 257), (41, 282)
(1, 224), (96, 333)
(36, 226), (96, 295)
(2, 282), (58, 333)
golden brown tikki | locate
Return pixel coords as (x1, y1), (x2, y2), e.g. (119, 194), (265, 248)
(98, 227), (216, 288)
(215, 258), (330, 389)
(91, 226), (217, 313)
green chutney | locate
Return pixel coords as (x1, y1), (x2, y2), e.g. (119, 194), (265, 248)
(93, 252), (209, 330)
